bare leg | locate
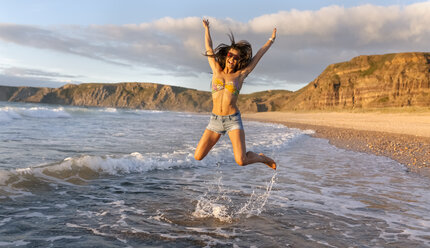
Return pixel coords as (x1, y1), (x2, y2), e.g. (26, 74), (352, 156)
(194, 129), (222, 161)
(228, 129), (276, 170)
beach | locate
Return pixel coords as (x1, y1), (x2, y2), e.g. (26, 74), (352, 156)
(243, 111), (430, 172)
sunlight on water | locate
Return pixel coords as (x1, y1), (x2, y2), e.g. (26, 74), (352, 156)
(1, 102), (429, 247)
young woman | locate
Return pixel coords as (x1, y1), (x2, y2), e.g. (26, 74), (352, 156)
(194, 19), (277, 170)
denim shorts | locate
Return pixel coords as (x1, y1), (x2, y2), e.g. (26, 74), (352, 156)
(206, 112), (244, 135)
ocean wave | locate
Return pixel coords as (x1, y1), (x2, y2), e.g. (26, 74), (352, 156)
(0, 113), (308, 199)
(0, 107), (22, 123)
(64, 106), (165, 116)
(20, 106), (71, 118)
(129, 109), (164, 114)
(0, 106), (71, 121)
(0, 131), (289, 199)
(0, 151), (197, 198)
(101, 107), (118, 113)
(0, 105), (140, 121)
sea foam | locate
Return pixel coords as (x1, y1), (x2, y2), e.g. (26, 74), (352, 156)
(0, 107), (22, 123)
(0, 106), (71, 121)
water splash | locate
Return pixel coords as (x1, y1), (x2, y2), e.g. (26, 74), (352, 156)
(192, 171), (278, 222)
(236, 172), (278, 217)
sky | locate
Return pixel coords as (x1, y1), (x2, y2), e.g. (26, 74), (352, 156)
(0, 0), (429, 93)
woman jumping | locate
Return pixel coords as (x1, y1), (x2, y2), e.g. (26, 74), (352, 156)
(194, 19), (277, 170)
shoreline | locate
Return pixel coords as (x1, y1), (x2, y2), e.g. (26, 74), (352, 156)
(243, 112), (430, 173)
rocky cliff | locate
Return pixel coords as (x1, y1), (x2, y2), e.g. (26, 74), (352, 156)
(0, 82), (292, 112)
(1, 52), (429, 112)
(0, 83), (214, 112)
(283, 52), (430, 110)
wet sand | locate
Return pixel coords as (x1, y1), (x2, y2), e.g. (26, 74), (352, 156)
(243, 112), (430, 171)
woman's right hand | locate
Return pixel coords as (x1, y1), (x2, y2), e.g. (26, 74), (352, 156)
(271, 28), (277, 41)
(202, 19), (210, 29)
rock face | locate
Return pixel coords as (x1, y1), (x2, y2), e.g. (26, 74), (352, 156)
(238, 90), (293, 112)
(284, 52), (430, 110)
(1, 52), (429, 112)
(0, 83), (214, 112)
(0, 83), (293, 113)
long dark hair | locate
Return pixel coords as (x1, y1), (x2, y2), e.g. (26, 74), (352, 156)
(206, 32), (252, 71)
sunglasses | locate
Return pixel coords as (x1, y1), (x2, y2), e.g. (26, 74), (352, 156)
(227, 52), (240, 60)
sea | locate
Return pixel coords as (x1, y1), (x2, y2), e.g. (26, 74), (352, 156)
(0, 101), (429, 248)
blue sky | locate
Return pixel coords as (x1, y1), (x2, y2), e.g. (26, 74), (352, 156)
(0, 0), (429, 93)
(1, 0), (422, 24)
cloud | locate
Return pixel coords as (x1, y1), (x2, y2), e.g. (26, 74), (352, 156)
(0, 74), (68, 88)
(0, 66), (81, 88)
(0, 24), (128, 66)
(2, 66), (78, 79)
(0, 2), (429, 90)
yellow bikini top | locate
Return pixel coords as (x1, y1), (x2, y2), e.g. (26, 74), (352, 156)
(211, 78), (240, 96)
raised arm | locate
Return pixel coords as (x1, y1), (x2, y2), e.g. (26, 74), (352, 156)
(203, 19), (221, 72)
(241, 28), (277, 77)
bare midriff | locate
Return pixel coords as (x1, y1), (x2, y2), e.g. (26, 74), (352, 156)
(210, 71), (244, 116)
(211, 90), (239, 116)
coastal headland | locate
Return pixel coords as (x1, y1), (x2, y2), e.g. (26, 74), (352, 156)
(1, 52), (429, 170)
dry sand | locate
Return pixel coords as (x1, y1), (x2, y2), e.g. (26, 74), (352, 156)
(243, 111), (430, 171)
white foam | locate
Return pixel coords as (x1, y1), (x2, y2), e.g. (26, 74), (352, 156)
(0, 240), (30, 247)
(19, 106), (71, 118)
(302, 129), (316, 135)
(0, 217), (11, 227)
(0, 107), (22, 123)
(46, 236), (82, 242)
(95, 107), (165, 115)
(148, 210), (173, 224)
(47, 151), (196, 176)
(244, 121), (306, 150)
(134, 109), (163, 114)
(0, 106), (71, 120)
(24, 212), (56, 220)
(101, 107), (118, 113)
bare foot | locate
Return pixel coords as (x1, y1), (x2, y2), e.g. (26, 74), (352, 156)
(259, 153), (277, 170)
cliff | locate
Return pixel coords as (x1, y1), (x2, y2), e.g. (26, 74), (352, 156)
(282, 52), (430, 110)
(1, 52), (429, 112)
(0, 83), (214, 112)
(0, 82), (292, 112)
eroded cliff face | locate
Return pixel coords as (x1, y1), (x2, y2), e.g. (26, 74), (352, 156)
(286, 52), (430, 110)
(0, 83), (293, 112)
(0, 83), (214, 112)
(0, 86), (53, 102)
(238, 90), (293, 112)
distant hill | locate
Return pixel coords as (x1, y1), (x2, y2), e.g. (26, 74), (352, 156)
(0, 82), (293, 112)
(0, 83), (213, 112)
(1, 52), (429, 112)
